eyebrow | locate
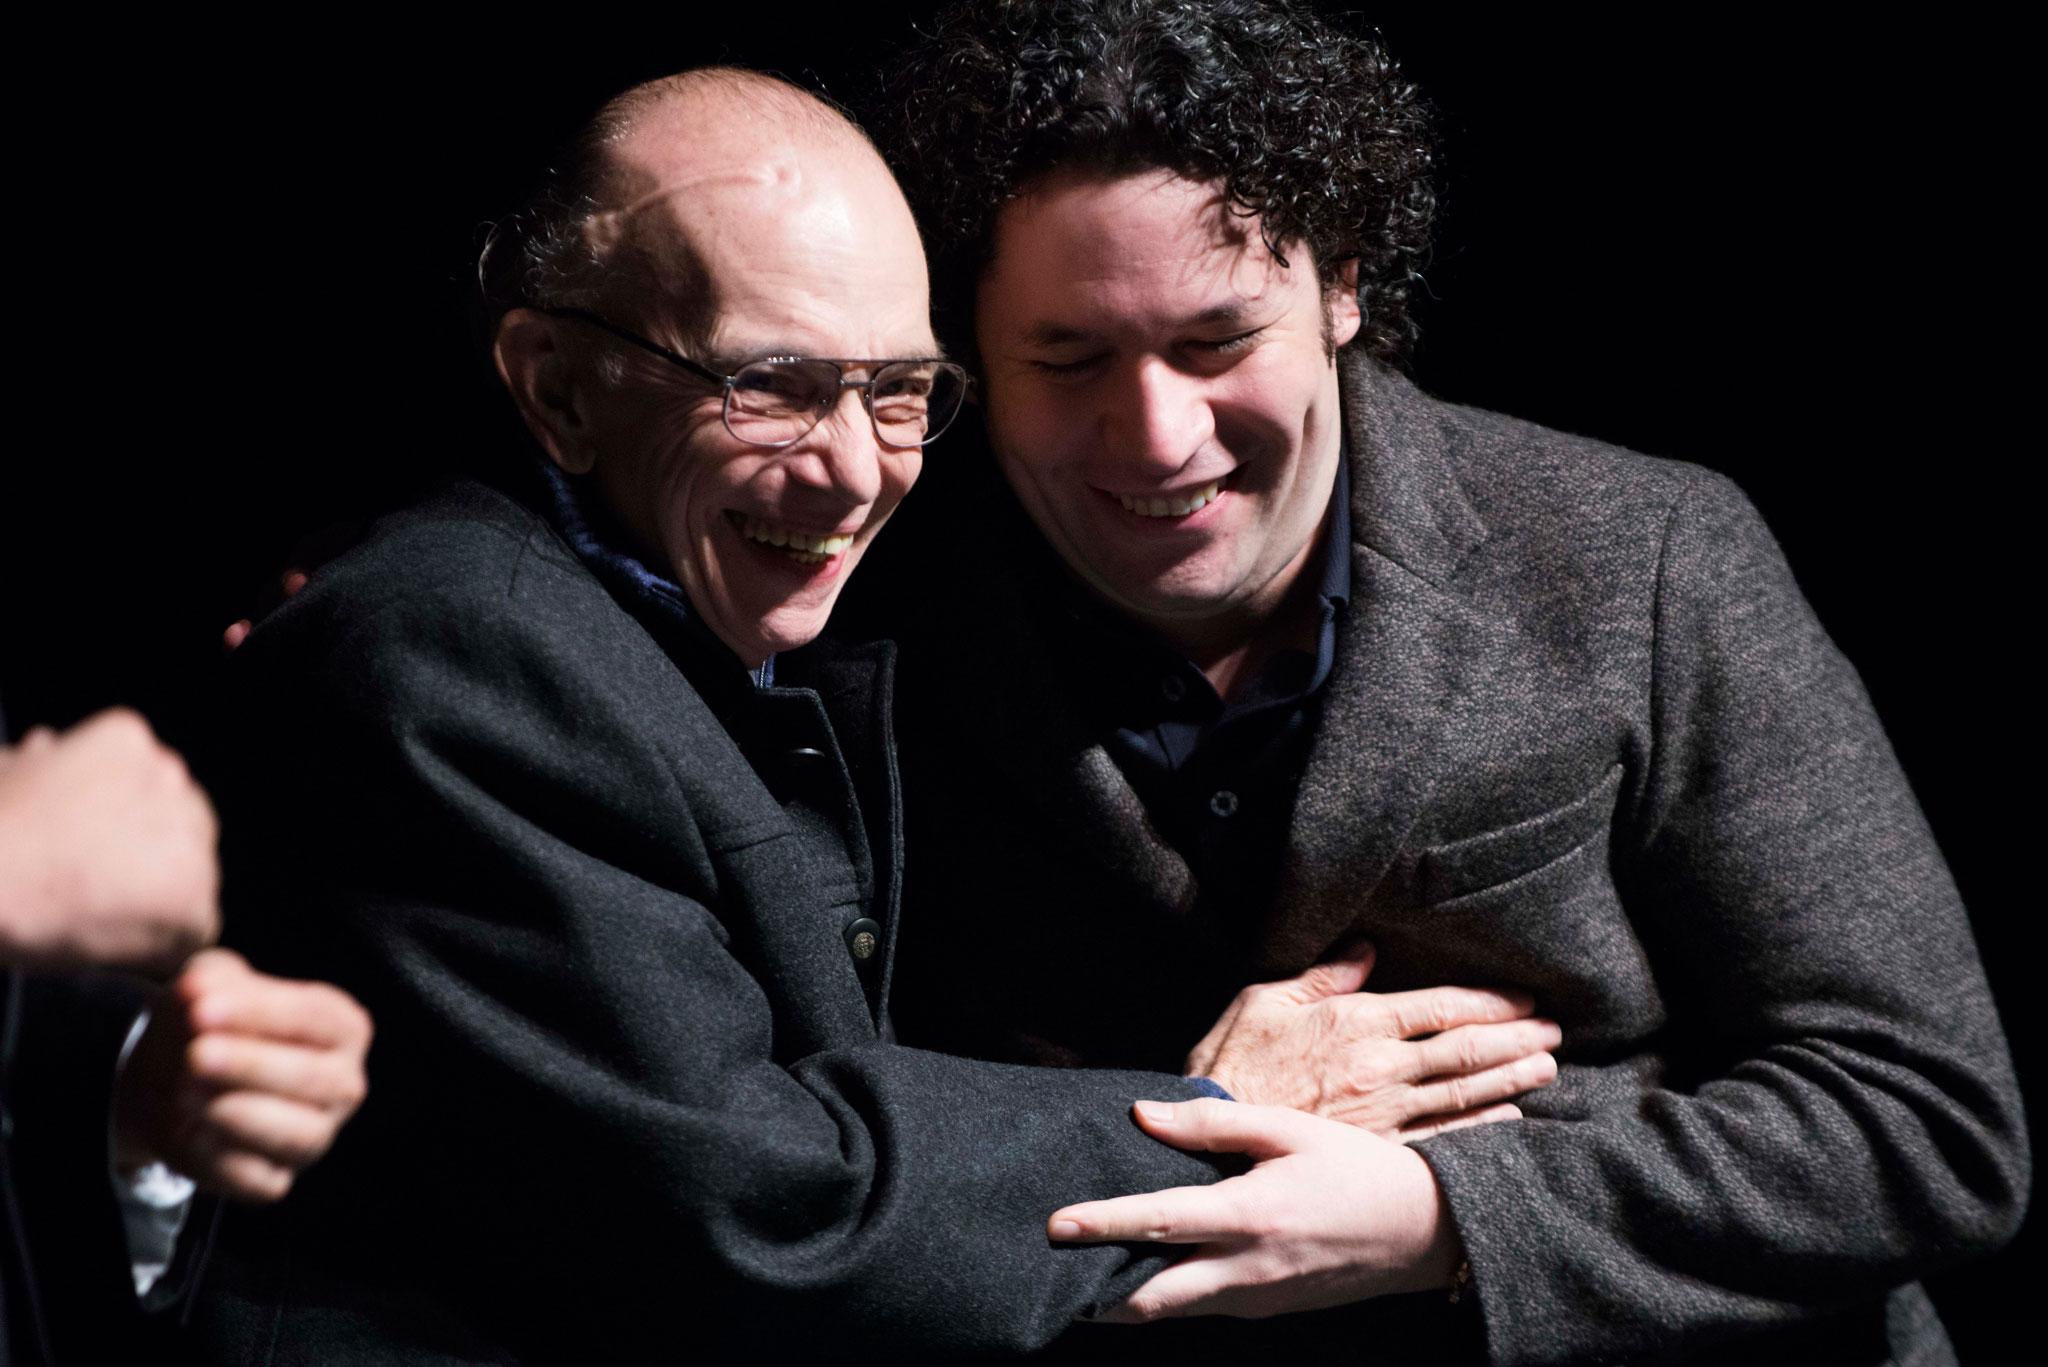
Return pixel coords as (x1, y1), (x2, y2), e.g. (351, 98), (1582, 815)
(1019, 303), (1265, 348)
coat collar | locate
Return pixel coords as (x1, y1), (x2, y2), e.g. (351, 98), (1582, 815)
(1339, 358), (1489, 589)
(1254, 358), (1512, 973)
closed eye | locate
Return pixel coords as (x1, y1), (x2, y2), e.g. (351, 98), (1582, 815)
(1027, 353), (1108, 377)
(1189, 328), (1266, 357)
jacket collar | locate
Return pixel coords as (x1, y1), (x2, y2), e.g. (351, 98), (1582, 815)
(1254, 357), (1512, 973)
(1339, 358), (1489, 589)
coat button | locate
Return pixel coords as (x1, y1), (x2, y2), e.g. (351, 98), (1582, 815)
(1209, 789), (1239, 818)
(845, 917), (882, 963)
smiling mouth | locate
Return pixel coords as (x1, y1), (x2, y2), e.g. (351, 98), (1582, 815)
(1116, 480), (1224, 519)
(728, 513), (856, 566)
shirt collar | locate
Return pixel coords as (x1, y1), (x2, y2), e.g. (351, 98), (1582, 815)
(1316, 450), (1354, 614)
(1300, 450), (1353, 695)
(531, 458), (776, 689)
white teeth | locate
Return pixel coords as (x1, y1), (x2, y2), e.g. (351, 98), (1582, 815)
(735, 515), (855, 560)
(1119, 481), (1222, 518)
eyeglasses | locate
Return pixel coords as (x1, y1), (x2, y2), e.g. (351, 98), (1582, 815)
(538, 306), (970, 449)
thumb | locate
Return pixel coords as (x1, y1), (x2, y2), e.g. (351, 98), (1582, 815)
(174, 945), (253, 1002)
(1130, 1098), (1329, 1161)
(1272, 938), (1376, 1004)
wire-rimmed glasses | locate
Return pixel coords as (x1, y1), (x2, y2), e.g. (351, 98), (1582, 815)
(539, 306), (970, 449)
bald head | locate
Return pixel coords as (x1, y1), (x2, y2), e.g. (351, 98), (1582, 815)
(489, 66), (939, 665)
(596, 67), (870, 180)
(517, 70), (918, 353)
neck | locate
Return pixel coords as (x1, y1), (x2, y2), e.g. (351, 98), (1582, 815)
(1151, 499), (1336, 703)
(1175, 573), (1326, 702)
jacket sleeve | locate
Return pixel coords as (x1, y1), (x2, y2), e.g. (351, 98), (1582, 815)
(1414, 471), (2029, 1365)
(216, 583), (1224, 1360)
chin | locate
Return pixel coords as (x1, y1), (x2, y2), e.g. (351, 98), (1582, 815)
(1093, 568), (1237, 622)
(754, 603), (838, 657)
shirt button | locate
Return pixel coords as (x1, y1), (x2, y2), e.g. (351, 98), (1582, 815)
(844, 917), (883, 963)
(1209, 790), (1239, 818)
(1160, 674), (1186, 703)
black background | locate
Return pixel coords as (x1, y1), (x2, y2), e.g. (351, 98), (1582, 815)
(4, 10), (2029, 1350)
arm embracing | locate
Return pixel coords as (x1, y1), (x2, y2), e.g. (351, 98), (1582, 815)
(1414, 471), (2029, 1364)
(219, 589), (1224, 1358)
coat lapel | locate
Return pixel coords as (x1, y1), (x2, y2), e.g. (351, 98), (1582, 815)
(997, 597), (1201, 920)
(1256, 362), (1508, 976)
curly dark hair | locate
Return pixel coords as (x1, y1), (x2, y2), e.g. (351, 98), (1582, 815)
(881, 0), (1435, 367)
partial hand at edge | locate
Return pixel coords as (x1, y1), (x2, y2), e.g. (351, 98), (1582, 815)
(0, 708), (219, 975)
(223, 519), (366, 653)
(1191, 940), (1558, 1141)
(115, 948), (373, 1203)
(1048, 1098), (1462, 1320)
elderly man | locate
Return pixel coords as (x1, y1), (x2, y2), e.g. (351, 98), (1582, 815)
(878, 1), (2029, 1362)
(192, 66), (1559, 1363)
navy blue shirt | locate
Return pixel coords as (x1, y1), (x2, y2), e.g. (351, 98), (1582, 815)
(534, 460), (775, 691)
(1074, 461), (1351, 938)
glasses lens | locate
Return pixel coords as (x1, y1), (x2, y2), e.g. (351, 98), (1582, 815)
(726, 360), (842, 443)
(871, 362), (967, 447)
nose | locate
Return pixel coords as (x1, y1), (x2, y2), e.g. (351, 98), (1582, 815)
(784, 388), (886, 507)
(1103, 356), (1216, 477)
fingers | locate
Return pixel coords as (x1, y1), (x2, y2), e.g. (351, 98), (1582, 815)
(186, 1033), (369, 1112)
(1091, 1253), (1241, 1322)
(149, 953), (371, 1205)
(1130, 1097), (1328, 1160)
(1396, 1102), (1522, 1144)
(1183, 996), (1245, 1078)
(224, 551), (330, 657)
(1405, 1017), (1561, 1082)
(202, 1150), (297, 1204)
(1049, 1183), (1246, 1246)
(1379, 984), (1535, 1038)
(1403, 1052), (1557, 1119)
(178, 953), (375, 1050)
(201, 1091), (347, 1170)
(72, 706), (155, 750)
(1269, 939), (1377, 1006)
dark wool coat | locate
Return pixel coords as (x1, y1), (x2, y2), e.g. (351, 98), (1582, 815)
(892, 360), (2030, 1366)
(190, 479), (1228, 1364)
(1, 972), (161, 1367)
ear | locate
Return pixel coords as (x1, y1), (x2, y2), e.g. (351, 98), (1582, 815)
(1325, 258), (1363, 353)
(494, 309), (597, 475)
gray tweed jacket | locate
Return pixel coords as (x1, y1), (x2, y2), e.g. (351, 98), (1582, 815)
(891, 359), (2030, 1365)
(191, 478), (1228, 1364)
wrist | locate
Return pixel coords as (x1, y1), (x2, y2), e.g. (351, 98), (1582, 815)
(1385, 1146), (1464, 1294)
